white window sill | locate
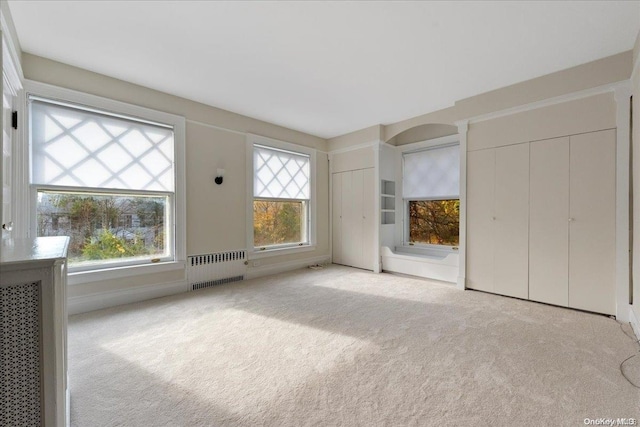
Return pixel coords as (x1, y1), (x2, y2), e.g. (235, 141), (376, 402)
(67, 260), (185, 285)
(249, 244), (316, 260)
(400, 245), (458, 256)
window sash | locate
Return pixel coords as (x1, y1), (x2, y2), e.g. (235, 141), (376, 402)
(404, 198), (460, 248)
(252, 197), (310, 249)
(32, 185), (175, 272)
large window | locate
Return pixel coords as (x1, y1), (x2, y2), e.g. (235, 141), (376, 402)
(403, 143), (460, 247)
(250, 139), (314, 253)
(29, 93), (183, 272)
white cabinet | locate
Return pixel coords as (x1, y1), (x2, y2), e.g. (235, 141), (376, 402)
(466, 144), (529, 298)
(1, 236), (70, 427)
(468, 129), (616, 315)
(332, 168), (375, 270)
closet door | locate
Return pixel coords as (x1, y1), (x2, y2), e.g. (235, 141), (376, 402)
(361, 168), (375, 270)
(340, 171), (354, 267)
(466, 149), (495, 291)
(332, 172), (343, 265)
(350, 169), (365, 268)
(529, 137), (570, 306)
(493, 143), (529, 299)
(569, 129), (616, 314)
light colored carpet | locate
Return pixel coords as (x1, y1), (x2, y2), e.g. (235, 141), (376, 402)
(69, 265), (640, 426)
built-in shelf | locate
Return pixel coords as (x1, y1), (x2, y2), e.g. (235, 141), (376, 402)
(381, 180), (395, 196)
(381, 180), (395, 225)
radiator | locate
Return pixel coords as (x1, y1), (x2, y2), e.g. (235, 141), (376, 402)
(187, 250), (247, 291)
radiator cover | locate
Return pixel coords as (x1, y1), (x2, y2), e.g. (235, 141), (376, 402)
(187, 250), (247, 291)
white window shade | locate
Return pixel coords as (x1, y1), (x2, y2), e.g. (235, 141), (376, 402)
(254, 145), (310, 199)
(403, 144), (460, 199)
(30, 99), (174, 192)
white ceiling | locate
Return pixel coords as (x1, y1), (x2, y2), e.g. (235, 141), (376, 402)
(8, 1), (640, 139)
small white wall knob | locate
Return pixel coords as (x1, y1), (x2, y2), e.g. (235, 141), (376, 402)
(568, 218), (574, 222)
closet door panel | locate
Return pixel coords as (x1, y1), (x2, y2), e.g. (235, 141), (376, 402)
(341, 171), (355, 267)
(466, 149), (495, 291)
(332, 172), (343, 265)
(493, 143), (529, 299)
(361, 168), (375, 270)
(350, 169), (365, 268)
(569, 129), (616, 314)
(529, 137), (570, 306)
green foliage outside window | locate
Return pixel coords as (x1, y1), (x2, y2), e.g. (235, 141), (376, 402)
(37, 191), (167, 265)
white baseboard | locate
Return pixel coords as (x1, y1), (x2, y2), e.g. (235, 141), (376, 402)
(68, 254), (332, 314)
(629, 306), (640, 342)
(68, 280), (188, 315)
(244, 255), (331, 280)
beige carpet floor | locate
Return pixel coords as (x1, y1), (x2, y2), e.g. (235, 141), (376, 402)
(68, 265), (640, 426)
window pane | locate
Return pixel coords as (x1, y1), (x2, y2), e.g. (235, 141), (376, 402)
(408, 200), (459, 246)
(37, 191), (168, 267)
(253, 200), (306, 247)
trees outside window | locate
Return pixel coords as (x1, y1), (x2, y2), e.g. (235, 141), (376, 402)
(408, 199), (459, 246)
(37, 191), (167, 266)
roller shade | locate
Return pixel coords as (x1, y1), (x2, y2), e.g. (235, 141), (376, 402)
(403, 144), (459, 199)
(30, 98), (174, 192)
(254, 144), (310, 200)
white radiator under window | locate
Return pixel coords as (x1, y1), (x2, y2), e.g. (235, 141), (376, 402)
(187, 250), (247, 290)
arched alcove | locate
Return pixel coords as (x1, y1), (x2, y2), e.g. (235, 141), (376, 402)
(386, 123), (457, 145)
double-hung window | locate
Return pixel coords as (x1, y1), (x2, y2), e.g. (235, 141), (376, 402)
(402, 143), (460, 247)
(249, 135), (315, 254)
(28, 87), (185, 275)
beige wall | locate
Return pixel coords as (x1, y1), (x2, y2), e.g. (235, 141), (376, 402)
(327, 124), (381, 152)
(467, 92), (616, 151)
(456, 51), (631, 120)
(21, 54), (331, 299)
(331, 146), (375, 173)
(632, 32), (640, 328)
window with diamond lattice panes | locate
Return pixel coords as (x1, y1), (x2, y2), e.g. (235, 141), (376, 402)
(253, 144), (310, 249)
(30, 96), (176, 270)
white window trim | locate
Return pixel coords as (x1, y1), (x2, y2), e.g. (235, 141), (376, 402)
(400, 134), (460, 251)
(21, 80), (186, 285)
(246, 133), (316, 259)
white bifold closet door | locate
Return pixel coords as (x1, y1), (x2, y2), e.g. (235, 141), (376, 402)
(466, 149), (495, 292)
(332, 168), (374, 270)
(332, 172), (343, 265)
(568, 130), (616, 314)
(528, 130), (616, 314)
(529, 137), (570, 306)
(466, 143), (529, 297)
(493, 143), (530, 299)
